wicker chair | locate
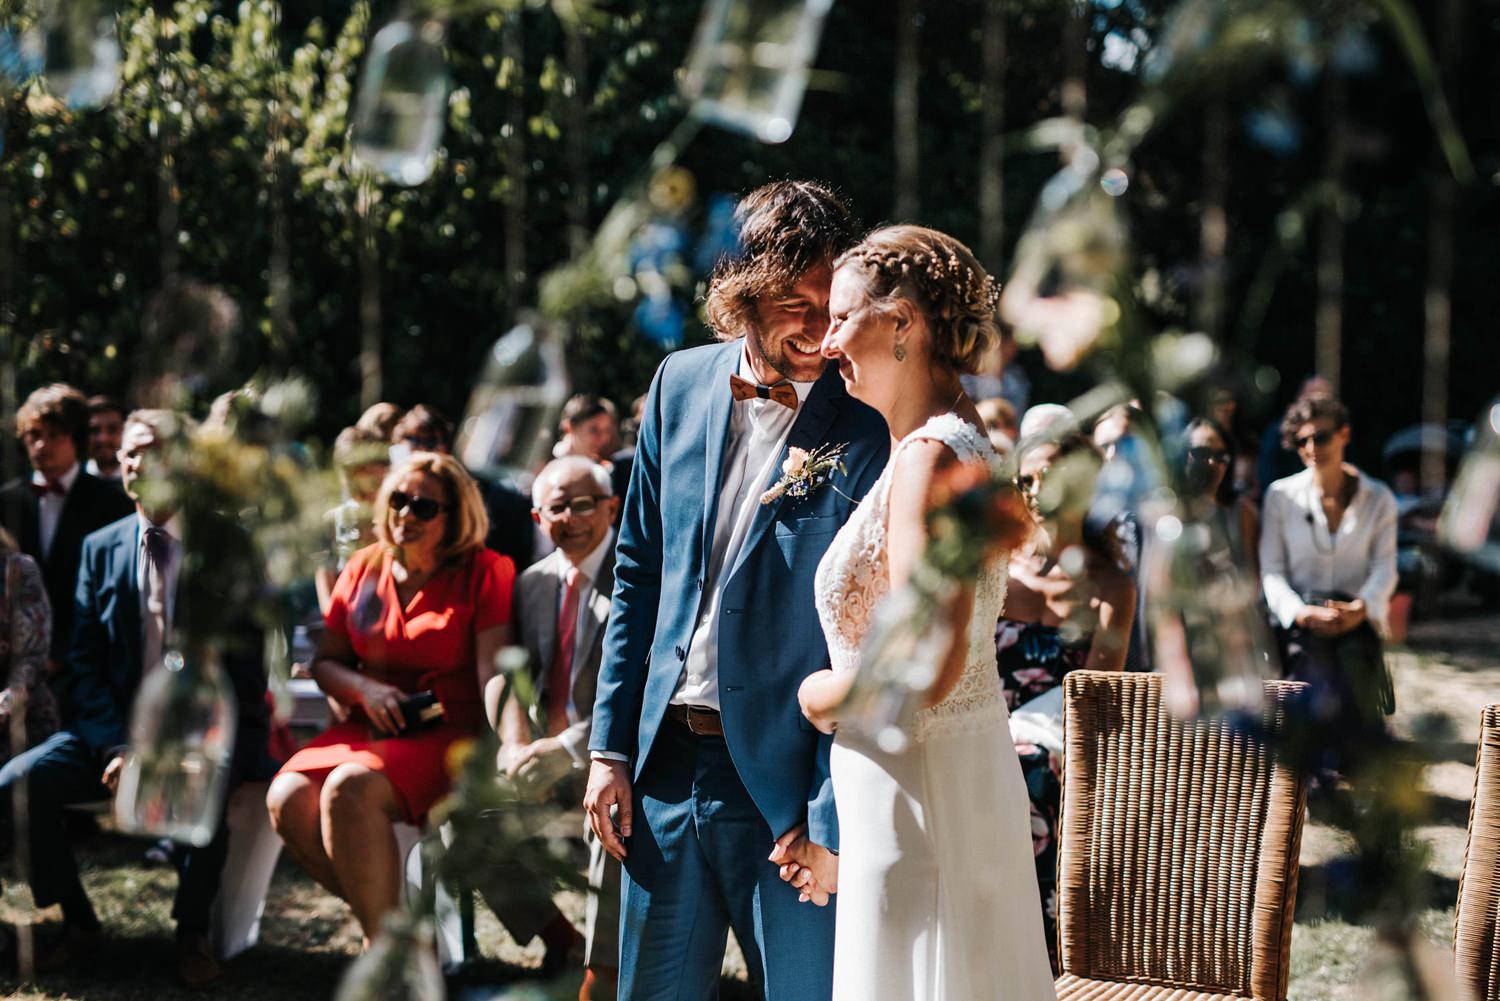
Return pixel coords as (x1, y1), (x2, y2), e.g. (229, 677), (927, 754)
(1455, 703), (1500, 1001)
(1055, 671), (1309, 1001)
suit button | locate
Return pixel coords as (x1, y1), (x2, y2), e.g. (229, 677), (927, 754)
(675, 645), (686, 660)
(695, 579), (703, 591)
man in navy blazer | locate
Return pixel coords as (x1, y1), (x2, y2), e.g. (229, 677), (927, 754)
(0, 384), (133, 688)
(584, 181), (889, 1000)
(0, 409), (275, 985)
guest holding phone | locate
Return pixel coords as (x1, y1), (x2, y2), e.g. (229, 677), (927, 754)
(267, 452), (515, 946)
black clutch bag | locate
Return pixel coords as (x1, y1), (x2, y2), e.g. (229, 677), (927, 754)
(371, 690), (446, 740)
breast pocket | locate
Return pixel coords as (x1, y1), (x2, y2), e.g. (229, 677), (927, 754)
(774, 514), (840, 571)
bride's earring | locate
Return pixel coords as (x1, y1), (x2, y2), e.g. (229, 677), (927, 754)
(893, 342), (907, 362)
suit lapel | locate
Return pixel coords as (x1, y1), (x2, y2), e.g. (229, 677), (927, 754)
(47, 475), (89, 572)
(700, 343), (743, 571)
(576, 555), (614, 667)
(727, 365), (845, 581)
(528, 552), (562, 683)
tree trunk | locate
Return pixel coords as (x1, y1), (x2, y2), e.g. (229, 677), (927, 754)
(1422, 0), (1460, 494)
(978, 0), (1006, 274)
(893, 0), (920, 221)
(503, 10), (528, 313)
(1315, 72), (1347, 392)
(1198, 94), (1228, 340)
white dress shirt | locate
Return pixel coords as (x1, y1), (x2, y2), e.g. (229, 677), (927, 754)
(85, 458), (122, 482)
(1259, 467), (1399, 636)
(33, 462), (81, 561)
(673, 351), (814, 711)
(558, 528), (614, 726)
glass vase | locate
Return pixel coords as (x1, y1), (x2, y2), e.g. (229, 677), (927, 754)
(333, 913), (444, 1001)
(351, 18), (449, 186)
(113, 650), (237, 848)
(1144, 501), (1272, 720)
(456, 314), (571, 492)
(682, 0), (834, 143)
(1439, 398), (1500, 572)
(32, 0), (119, 109)
(837, 574), (958, 755)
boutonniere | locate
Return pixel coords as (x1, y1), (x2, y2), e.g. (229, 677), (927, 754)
(761, 443), (849, 505)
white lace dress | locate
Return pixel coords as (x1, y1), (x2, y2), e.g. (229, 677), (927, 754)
(814, 414), (1056, 1001)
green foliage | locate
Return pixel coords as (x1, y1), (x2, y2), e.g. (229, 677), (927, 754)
(0, 0), (1493, 467)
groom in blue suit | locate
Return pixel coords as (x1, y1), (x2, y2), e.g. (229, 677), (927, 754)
(585, 181), (888, 1000)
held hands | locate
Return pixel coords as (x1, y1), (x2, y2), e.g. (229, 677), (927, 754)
(770, 824), (838, 906)
(583, 758), (633, 862)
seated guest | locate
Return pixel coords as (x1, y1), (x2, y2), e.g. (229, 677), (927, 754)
(391, 403), (537, 568)
(998, 429), (1136, 971)
(1178, 416), (1259, 578)
(84, 396), (126, 483)
(267, 452), (515, 946)
(480, 457), (621, 997)
(0, 384), (134, 687)
(551, 395), (620, 466)
(976, 396), (1019, 456)
(0, 409), (275, 984)
(315, 425), (391, 616)
(356, 401), (405, 441)
(0, 526), (58, 765)
(1261, 392), (1397, 750)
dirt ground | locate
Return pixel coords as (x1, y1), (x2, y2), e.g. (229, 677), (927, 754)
(0, 609), (1492, 1000)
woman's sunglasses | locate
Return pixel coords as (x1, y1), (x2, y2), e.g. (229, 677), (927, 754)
(1186, 446), (1230, 466)
(1294, 429), (1339, 450)
(389, 490), (451, 521)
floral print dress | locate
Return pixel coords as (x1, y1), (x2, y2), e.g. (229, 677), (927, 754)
(995, 617), (1090, 972)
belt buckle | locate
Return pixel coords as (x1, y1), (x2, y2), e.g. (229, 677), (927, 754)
(686, 707), (709, 736)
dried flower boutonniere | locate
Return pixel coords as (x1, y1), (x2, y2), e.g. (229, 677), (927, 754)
(761, 443), (849, 505)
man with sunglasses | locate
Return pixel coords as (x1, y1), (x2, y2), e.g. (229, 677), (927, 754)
(481, 456), (622, 996)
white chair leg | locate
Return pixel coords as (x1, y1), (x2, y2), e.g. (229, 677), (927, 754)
(210, 781), (283, 960)
(397, 822), (468, 970)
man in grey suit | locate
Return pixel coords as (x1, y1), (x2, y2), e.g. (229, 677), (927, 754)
(487, 456), (621, 999)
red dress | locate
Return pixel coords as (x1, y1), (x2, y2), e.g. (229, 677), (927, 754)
(278, 544), (515, 823)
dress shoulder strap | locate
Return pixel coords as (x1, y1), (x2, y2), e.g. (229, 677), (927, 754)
(877, 414), (993, 509)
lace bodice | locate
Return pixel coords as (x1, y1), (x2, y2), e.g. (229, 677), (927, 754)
(814, 414), (1010, 741)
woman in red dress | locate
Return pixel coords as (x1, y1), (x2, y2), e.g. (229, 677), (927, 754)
(267, 451), (515, 944)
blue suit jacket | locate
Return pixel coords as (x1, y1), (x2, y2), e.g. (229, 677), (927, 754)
(67, 514), (275, 779)
(590, 341), (889, 851)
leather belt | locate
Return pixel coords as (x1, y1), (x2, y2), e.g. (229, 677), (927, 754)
(667, 703), (724, 737)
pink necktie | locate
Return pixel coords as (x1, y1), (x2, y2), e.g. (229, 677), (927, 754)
(546, 567), (582, 736)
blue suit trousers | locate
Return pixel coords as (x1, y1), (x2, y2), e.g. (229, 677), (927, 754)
(619, 720), (835, 1001)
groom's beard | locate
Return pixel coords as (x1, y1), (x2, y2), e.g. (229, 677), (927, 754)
(747, 326), (828, 384)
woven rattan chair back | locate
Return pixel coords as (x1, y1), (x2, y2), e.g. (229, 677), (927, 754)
(1057, 671), (1308, 1001)
(1456, 703), (1500, 1001)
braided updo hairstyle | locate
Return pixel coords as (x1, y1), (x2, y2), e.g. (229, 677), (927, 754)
(834, 225), (1001, 374)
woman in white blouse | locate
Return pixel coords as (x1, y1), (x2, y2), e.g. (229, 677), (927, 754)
(1259, 392), (1398, 735)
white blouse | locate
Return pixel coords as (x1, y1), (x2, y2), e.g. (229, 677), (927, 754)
(1259, 468), (1399, 636)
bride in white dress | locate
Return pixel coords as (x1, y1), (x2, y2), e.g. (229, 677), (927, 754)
(793, 226), (1055, 1001)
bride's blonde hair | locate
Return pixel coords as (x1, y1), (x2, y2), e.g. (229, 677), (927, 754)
(834, 225), (1000, 374)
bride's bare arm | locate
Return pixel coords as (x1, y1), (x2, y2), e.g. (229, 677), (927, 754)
(886, 440), (974, 707)
(799, 669), (854, 733)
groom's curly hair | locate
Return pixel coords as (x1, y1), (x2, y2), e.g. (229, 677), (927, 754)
(704, 180), (858, 342)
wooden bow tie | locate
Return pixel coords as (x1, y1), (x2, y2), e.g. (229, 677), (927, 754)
(729, 374), (798, 411)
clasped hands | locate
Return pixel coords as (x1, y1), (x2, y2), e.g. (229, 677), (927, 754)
(770, 823), (838, 907)
(584, 760), (838, 905)
(1296, 598), (1366, 637)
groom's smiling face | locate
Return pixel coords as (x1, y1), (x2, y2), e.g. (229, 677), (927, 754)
(746, 262), (833, 384)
